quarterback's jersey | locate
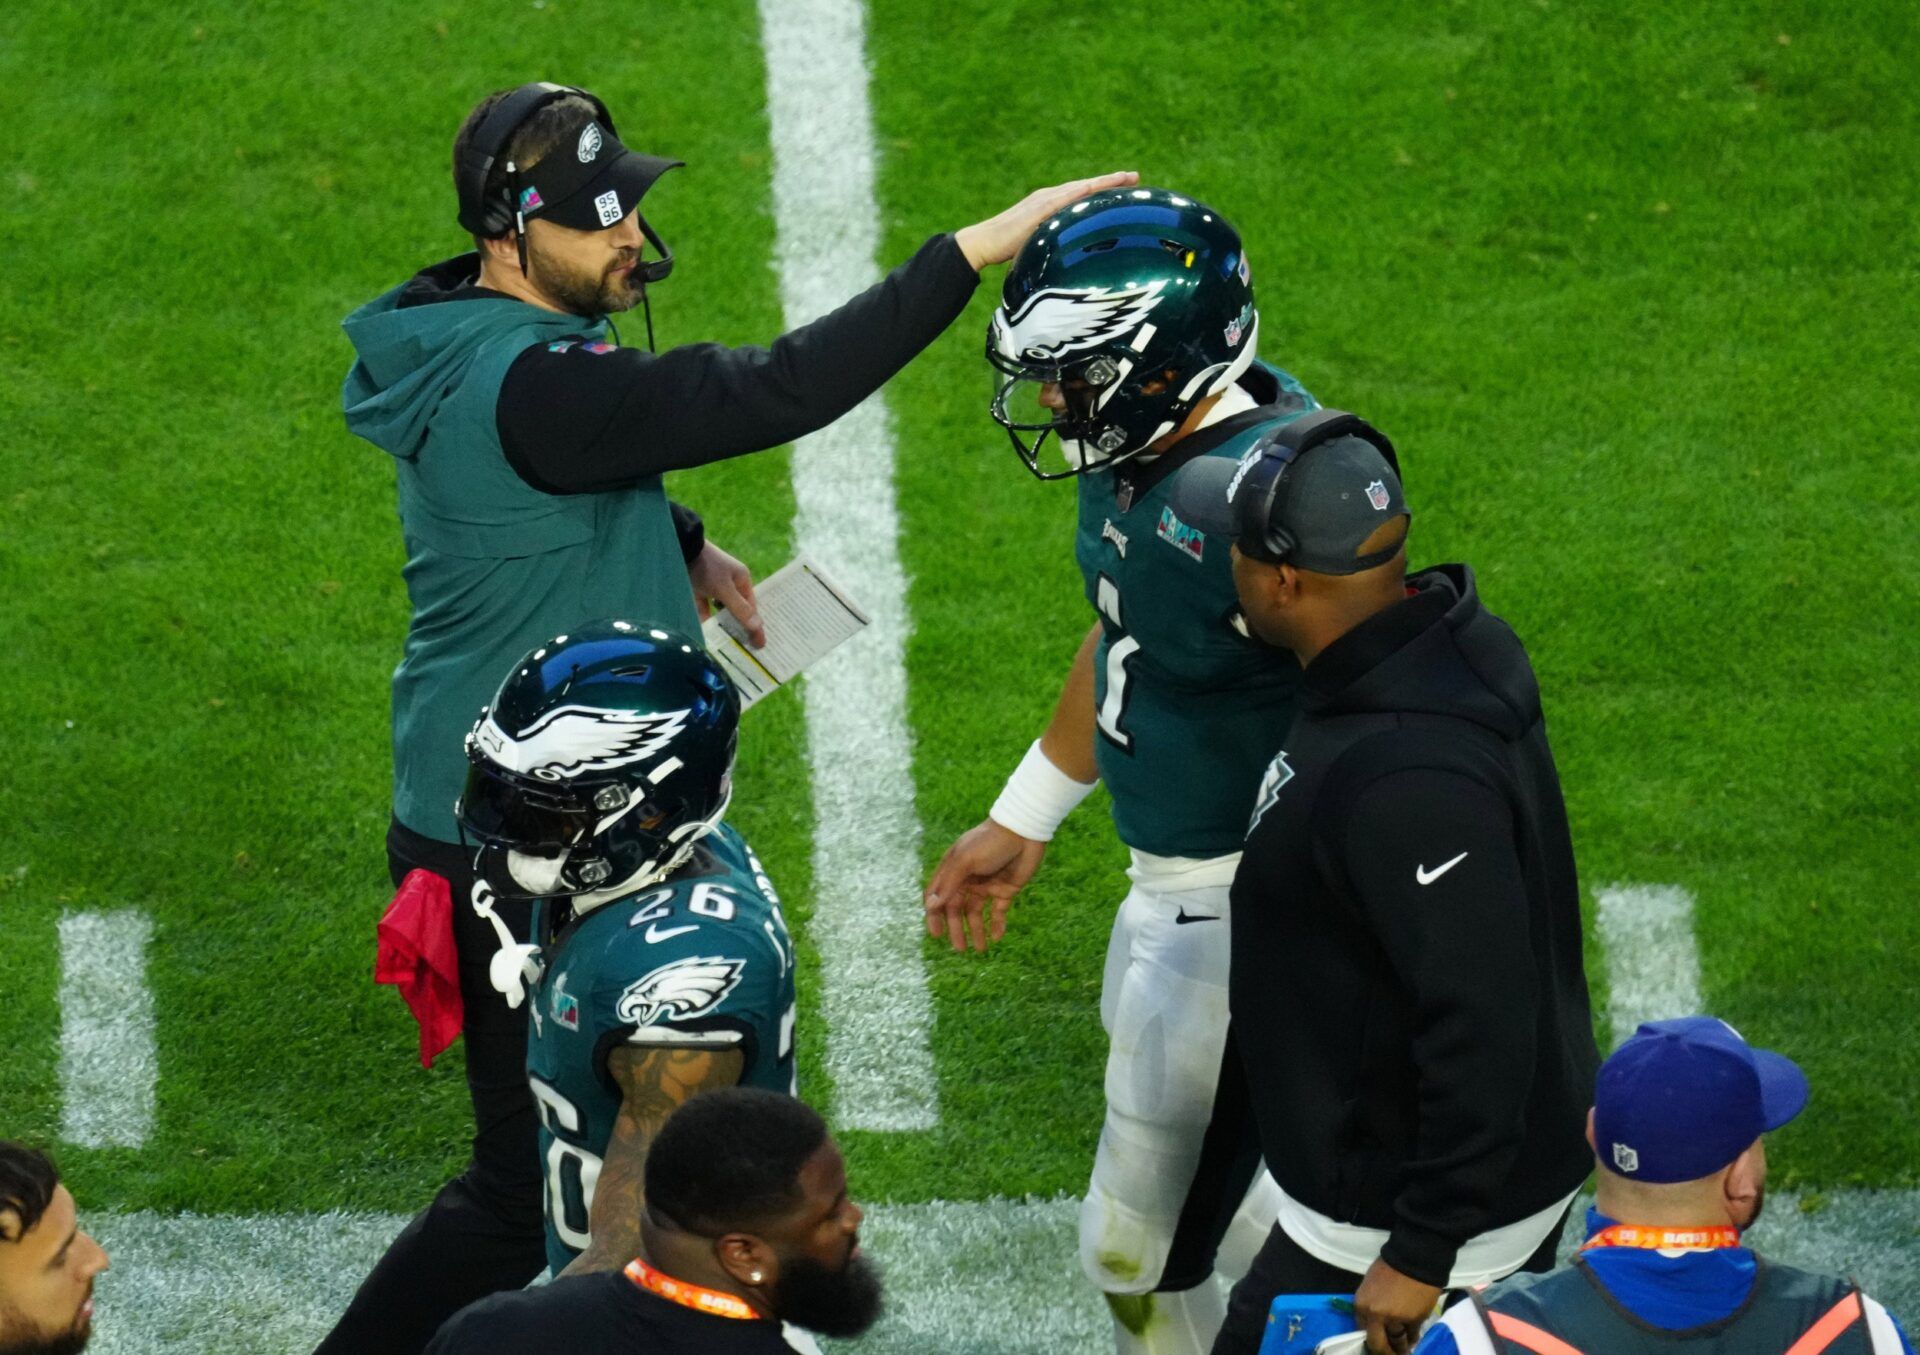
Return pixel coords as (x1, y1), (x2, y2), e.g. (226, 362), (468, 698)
(525, 822), (797, 1274)
(1075, 361), (1318, 857)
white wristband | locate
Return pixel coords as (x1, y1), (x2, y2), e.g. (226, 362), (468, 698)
(989, 740), (1097, 842)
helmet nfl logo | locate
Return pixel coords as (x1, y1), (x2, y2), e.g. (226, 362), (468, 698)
(1366, 479), (1391, 511)
(1223, 301), (1253, 349)
(1612, 1141), (1640, 1173)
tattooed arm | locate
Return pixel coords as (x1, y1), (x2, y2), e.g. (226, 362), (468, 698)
(559, 1043), (746, 1277)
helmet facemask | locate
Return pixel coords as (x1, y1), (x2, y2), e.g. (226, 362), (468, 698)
(988, 350), (1140, 479)
(987, 295), (1259, 481)
(457, 733), (735, 902)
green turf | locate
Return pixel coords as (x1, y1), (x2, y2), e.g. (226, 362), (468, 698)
(0, 0), (1913, 1241)
(873, 0), (1919, 1191)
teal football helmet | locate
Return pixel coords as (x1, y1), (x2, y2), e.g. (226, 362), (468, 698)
(457, 620), (739, 900)
(988, 186), (1258, 478)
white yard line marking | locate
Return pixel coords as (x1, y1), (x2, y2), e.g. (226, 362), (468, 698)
(81, 1192), (1920, 1353)
(81, 1201), (1108, 1354)
(757, 0), (938, 1131)
(58, 910), (157, 1148)
(1594, 882), (1704, 1047)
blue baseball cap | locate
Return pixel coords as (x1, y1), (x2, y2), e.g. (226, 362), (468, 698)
(1593, 1016), (1810, 1184)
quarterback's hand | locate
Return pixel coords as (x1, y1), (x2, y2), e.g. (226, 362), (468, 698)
(954, 172), (1141, 271)
(923, 818), (1047, 952)
(1354, 1257), (1442, 1355)
(688, 541), (765, 648)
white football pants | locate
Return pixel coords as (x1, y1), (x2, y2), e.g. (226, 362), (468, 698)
(1079, 851), (1280, 1355)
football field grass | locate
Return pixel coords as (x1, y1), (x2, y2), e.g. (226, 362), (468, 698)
(1, 0), (1916, 1346)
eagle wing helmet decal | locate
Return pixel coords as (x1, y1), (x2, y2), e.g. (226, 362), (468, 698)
(616, 955), (746, 1028)
(994, 283), (1165, 365)
(476, 704), (692, 782)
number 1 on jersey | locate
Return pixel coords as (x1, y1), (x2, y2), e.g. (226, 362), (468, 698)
(1095, 574), (1138, 751)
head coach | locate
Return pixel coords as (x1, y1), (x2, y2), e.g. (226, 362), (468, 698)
(1167, 412), (1600, 1355)
(326, 79), (1133, 1355)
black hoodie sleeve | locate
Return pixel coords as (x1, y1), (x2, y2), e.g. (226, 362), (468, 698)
(496, 233), (978, 494)
(1331, 765), (1539, 1287)
(669, 501), (704, 564)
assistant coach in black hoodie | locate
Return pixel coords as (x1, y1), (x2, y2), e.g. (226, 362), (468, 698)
(1168, 413), (1599, 1355)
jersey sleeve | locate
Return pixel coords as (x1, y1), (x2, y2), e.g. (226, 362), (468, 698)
(591, 908), (786, 1055)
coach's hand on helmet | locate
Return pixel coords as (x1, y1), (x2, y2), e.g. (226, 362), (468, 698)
(953, 172), (1140, 271)
(923, 819), (1047, 953)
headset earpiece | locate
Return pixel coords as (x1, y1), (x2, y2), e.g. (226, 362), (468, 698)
(455, 81), (618, 239)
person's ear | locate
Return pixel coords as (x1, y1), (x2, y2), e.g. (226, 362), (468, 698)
(1584, 1107), (1597, 1154)
(1723, 1138), (1765, 1225)
(1270, 560), (1304, 606)
(715, 1232), (778, 1292)
(480, 232), (521, 271)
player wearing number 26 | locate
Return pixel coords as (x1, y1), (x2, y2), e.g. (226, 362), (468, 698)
(926, 187), (1322, 1355)
(455, 621), (798, 1281)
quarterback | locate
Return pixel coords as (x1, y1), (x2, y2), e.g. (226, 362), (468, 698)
(925, 187), (1322, 1355)
(453, 622), (797, 1281)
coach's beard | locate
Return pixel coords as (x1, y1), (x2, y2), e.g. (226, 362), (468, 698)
(0, 1303), (93, 1355)
(528, 243), (643, 318)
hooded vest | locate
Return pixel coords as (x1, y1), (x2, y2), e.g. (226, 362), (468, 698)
(343, 266), (697, 841)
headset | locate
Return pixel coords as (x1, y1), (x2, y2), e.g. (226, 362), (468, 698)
(1227, 408), (1402, 565)
(453, 81), (675, 283)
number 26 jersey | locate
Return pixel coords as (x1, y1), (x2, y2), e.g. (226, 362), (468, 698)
(524, 822), (798, 1273)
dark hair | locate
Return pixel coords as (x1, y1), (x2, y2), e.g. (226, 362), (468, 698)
(0, 1143), (58, 1243)
(452, 88), (602, 243)
(646, 1089), (829, 1235)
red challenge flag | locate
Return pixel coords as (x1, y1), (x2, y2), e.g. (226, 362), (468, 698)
(375, 869), (465, 1068)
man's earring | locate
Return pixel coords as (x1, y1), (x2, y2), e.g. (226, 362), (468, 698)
(749, 1271), (764, 1284)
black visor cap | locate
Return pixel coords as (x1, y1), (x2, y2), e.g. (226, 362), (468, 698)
(514, 120), (682, 232)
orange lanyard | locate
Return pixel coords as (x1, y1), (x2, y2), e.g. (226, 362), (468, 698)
(1582, 1224), (1742, 1252)
(625, 1258), (763, 1320)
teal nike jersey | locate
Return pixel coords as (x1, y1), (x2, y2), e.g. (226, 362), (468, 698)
(524, 822), (797, 1273)
(1074, 362), (1317, 857)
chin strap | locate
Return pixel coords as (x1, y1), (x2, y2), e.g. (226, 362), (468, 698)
(567, 788), (735, 920)
(470, 879), (544, 1008)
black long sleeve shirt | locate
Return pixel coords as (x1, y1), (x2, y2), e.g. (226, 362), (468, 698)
(495, 232), (979, 493)
(1229, 566), (1598, 1287)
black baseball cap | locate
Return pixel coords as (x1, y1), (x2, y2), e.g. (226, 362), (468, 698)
(511, 119), (681, 233)
(1169, 431), (1410, 574)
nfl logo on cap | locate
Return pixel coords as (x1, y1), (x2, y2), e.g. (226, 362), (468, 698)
(1612, 1142), (1639, 1173)
(1366, 480), (1390, 511)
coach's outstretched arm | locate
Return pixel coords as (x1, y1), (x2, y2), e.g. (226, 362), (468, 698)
(496, 173), (1140, 496)
(924, 622), (1102, 952)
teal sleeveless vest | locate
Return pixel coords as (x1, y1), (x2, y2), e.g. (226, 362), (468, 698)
(344, 276), (698, 841)
(1476, 1257), (1877, 1354)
